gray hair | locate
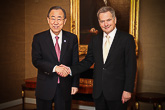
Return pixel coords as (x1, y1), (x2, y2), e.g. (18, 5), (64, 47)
(97, 6), (116, 19)
(47, 6), (66, 19)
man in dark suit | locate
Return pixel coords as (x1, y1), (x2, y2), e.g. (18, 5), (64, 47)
(59, 6), (136, 110)
(32, 6), (79, 110)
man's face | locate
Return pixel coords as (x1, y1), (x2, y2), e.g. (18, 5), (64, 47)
(98, 11), (116, 34)
(47, 9), (67, 35)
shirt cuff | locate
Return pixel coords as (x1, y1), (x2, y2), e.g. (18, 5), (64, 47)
(69, 67), (72, 76)
(53, 65), (57, 72)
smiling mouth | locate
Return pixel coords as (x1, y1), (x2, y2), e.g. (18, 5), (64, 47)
(104, 26), (110, 29)
(53, 26), (59, 29)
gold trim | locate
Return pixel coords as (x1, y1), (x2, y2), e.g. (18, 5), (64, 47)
(130, 0), (140, 55)
(22, 90), (24, 97)
(70, 0), (80, 43)
(71, 0), (140, 55)
(136, 0), (140, 55)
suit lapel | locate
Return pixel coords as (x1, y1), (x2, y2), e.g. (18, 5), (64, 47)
(98, 33), (104, 64)
(105, 30), (120, 63)
(45, 30), (58, 60)
(60, 31), (68, 62)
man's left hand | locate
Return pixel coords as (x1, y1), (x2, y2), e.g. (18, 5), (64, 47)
(121, 91), (131, 103)
(71, 87), (78, 95)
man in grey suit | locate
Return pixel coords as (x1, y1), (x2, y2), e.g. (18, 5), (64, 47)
(59, 6), (137, 110)
(32, 6), (79, 110)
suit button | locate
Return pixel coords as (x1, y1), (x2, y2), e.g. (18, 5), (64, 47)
(103, 68), (106, 70)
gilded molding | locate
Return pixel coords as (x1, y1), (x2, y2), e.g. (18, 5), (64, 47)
(71, 0), (140, 55)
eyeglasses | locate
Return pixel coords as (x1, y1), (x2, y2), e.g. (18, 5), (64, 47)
(49, 17), (64, 23)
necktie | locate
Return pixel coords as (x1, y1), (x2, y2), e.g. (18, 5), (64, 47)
(103, 35), (110, 63)
(55, 36), (60, 83)
(103, 0), (107, 6)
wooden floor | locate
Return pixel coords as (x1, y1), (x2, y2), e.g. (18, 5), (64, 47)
(2, 102), (134, 110)
(3, 104), (36, 110)
(2, 104), (88, 110)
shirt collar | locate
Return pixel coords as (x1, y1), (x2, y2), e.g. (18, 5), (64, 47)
(50, 29), (62, 39)
(103, 27), (117, 39)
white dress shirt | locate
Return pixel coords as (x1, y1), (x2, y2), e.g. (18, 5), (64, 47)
(102, 27), (117, 57)
(50, 29), (63, 72)
(50, 29), (62, 49)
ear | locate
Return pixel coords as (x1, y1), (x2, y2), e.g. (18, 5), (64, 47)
(47, 17), (50, 24)
(115, 17), (117, 24)
(63, 18), (67, 25)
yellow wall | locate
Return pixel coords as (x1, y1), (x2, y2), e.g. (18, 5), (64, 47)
(137, 0), (165, 109)
(0, 0), (25, 103)
(138, 0), (165, 93)
(0, 1), (165, 109)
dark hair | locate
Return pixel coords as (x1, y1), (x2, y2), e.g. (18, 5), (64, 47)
(47, 6), (66, 19)
(97, 6), (116, 19)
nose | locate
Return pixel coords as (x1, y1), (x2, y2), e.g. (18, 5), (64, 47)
(54, 19), (59, 24)
(104, 21), (108, 26)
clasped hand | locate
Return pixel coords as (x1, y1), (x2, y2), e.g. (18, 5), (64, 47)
(55, 64), (71, 77)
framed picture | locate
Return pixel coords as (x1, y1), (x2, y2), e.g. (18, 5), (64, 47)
(70, 0), (140, 55)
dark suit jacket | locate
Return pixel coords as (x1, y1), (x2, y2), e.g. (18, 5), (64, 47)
(71, 30), (136, 100)
(32, 30), (79, 101)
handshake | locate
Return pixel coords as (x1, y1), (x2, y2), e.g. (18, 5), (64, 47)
(55, 64), (71, 77)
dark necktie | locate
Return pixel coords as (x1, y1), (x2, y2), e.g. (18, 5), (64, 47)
(55, 36), (60, 83)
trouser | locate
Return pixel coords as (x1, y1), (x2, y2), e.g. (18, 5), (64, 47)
(94, 92), (127, 110)
(36, 84), (71, 110)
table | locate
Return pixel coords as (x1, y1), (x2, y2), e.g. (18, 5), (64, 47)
(22, 74), (94, 110)
(135, 92), (165, 110)
(22, 77), (37, 110)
